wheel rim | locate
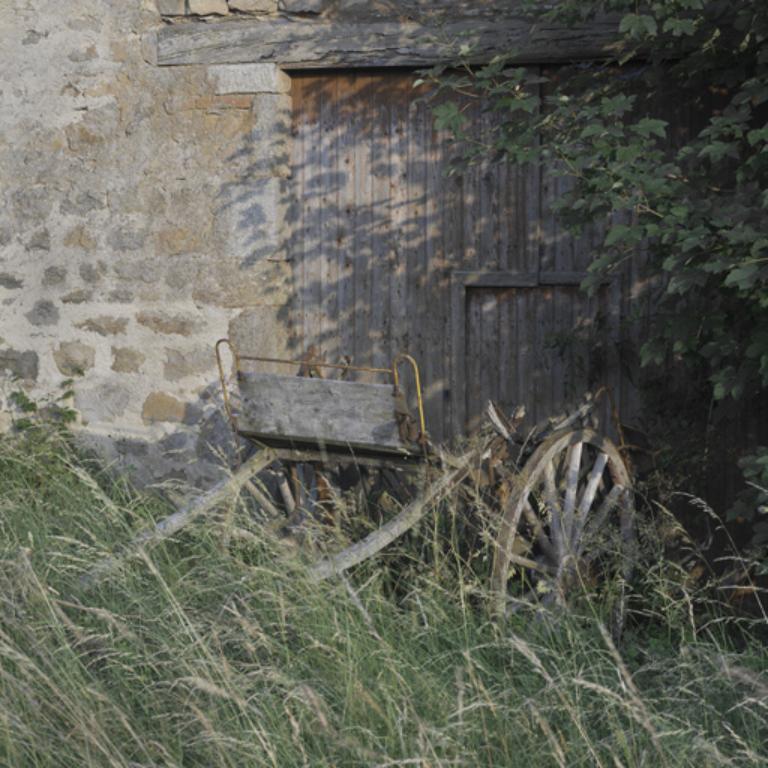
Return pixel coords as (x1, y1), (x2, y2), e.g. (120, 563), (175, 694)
(490, 429), (634, 617)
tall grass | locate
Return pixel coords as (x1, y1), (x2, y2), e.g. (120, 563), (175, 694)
(0, 427), (765, 767)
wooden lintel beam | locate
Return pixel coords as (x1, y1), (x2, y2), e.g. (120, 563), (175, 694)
(154, 16), (623, 68)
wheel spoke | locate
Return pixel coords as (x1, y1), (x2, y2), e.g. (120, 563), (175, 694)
(507, 552), (553, 576)
(522, 499), (558, 562)
(543, 460), (564, 558)
(571, 451), (609, 548)
(561, 441), (583, 554)
(578, 484), (626, 559)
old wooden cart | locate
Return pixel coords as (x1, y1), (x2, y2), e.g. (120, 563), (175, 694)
(215, 338), (429, 468)
(214, 338), (636, 616)
(83, 339), (635, 616)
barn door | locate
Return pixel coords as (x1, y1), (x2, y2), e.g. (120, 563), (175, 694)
(289, 71), (627, 443)
(454, 280), (615, 435)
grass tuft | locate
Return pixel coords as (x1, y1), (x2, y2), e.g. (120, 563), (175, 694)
(0, 428), (766, 767)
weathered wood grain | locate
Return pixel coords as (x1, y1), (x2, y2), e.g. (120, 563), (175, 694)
(237, 372), (406, 452)
(290, 72), (638, 444)
(155, 16), (623, 68)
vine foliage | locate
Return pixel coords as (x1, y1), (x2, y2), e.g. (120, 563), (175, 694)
(425, 0), (768, 523)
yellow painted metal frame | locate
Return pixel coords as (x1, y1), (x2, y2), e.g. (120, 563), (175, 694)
(215, 338), (427, 450)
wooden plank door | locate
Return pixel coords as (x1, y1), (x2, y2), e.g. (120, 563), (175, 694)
(290, 70), (628, 443)
(461, 284), (612, 433)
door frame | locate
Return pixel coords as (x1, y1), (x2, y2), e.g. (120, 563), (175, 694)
(449, 269), (604, 436)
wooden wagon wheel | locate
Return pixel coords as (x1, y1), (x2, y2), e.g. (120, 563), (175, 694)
(490, 428), (634, 617)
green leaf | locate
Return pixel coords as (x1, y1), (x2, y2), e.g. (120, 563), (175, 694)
(619, 13), (658, 38)
(724, 263), (759, 290)
(604, 224), (631, 247)
(580, 123), (605, 139)
(634, 118), (668, 139)
(662, 17), (696, 36)
(432, 102), (466, 135)
(747, 126), (768, 146)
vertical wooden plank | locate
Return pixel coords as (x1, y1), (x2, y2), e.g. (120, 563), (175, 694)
(388, 78), (407, 363)
(461, 98), (479, 272)
(320, 75), (340, 362)
(336, 73), (357, 363)
(536, 286), (555, 424)
(422, 85), (446, 441)
(497, 287), (514, 415)
(301, 75), (325, 357)
(290, 74), (305, 356)
(442, 119), (464, 440)
(352, 73), (374, 379)
(369, 75), (391, 370)
(477, 107), (498, 272)
(450, 276), (467, 438)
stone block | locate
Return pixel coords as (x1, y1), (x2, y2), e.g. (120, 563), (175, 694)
(136, 311), (201, 336)
(164, 348), (213, 381)
(11, 187), (52, 226)
(208, 64), (291, 95)
(142, 392), (187, 423)
(65, 123), (104, 152)
(278, 0), (325, 11)
(65, 226), (98, 252)
(0, 349), (39, 381)
(228, 306), (292, 367)
(27, 229), (51, 251)
(154, 227), (204, 257)
(164, 254), (201, 290)
(108, 288), (135, 304)
(76, 316), (129, 336)
(156, 0), (186, 14)
(26, 300), (60, 327)
(229, 0), (277, 11)
(60, 192), (105, 216)
(114, 257), (163, 284)
(76, 382), (131, 424)
(42, 266), (67, 286)
(62, 289), (92, 304)
(112, 347), (146, 373)
(196, 409), (239, 464)
(188, 0), (230, 14)
(160, 430), (195, 453)
(68, 45), (97, 63)
(251, 92), (292, 144)
(108, 225), (149, 252)
(211, 173), (291, 269)
(0, 273), (23, 290)
(53, 341), (96, 376)
(79, 262), (105, 283)
(194, 255), (293, 308)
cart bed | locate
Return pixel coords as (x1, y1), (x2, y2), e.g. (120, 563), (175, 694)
(237, 371), (411, 456)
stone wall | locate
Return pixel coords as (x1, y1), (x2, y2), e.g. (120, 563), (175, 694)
(0, 0), (557, 488)
(0, 0), (297, 487)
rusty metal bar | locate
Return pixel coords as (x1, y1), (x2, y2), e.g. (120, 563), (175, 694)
(235, 353), (393, 376)
(393, 353), (427, 444)
(215, 338), (239, 431)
